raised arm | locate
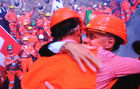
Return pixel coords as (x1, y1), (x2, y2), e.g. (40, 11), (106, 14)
(39, 41), (102, 72)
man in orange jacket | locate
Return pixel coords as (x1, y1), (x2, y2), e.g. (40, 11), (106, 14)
(97, 3), (104, 14)
(92, 4), (104, 16)
(35, 34), (47, 58)
(4, 45), (23, 89)
(0, 65), (6, 89)
(22, 26), (38, 47)
(43, 12), (51, 36)
(19, 8), (35, 26)
(19, 22), (29, 38)
(5, 5), (19, 39)
(21, 8), (101, 89)
(19, 37), (37, 73)
(130, 0), (140, 13)
(103, 3), (112, 15)
(43, 12), (52, 42)
(36, 12), (44, 28)
(120, 0), (131, 22)
(31, 22), (38, 35)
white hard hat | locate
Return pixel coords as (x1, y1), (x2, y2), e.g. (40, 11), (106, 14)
(17, 15), (20, 18)
(39, 34), (44, 39)
(77, 7), (81, 10)
(22, 8), (26, 11)
(74, 4), (78, 9)
(103, 3), (108, 6)
(92, 4), (97, 8)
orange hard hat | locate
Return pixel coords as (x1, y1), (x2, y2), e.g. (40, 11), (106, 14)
(50, 7), (83, 29)
(86, 15), (127, 45)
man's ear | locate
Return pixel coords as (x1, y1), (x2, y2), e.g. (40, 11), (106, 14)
(105, 37), (115, 50)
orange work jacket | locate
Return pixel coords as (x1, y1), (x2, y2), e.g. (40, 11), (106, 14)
(21, 51), (97, 89)
(23, 33), (38, 46)
(5, 11), (17, 23)
(21, 44), (37, 58)
(37, 17), (44, 27)
(43, 18), (51, 36)
(19, 26), (28, 37)
(4, 54), (21, 70)
(19, 10), (34, 26)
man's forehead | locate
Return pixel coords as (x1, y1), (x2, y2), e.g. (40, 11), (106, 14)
(86, 30), (109, 37)
(86, 29), (106, 34)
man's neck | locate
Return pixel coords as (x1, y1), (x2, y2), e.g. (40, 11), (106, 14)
(61, 37), (77, 43)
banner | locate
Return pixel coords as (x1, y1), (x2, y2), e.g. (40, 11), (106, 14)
(0, 26), (21, 67)
(51, 0), (64, 15)
(85, 10), (95, 25)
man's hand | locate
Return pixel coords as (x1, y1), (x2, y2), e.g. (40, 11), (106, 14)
(60, 42), (102, 72)
(45, 81), (55, 89)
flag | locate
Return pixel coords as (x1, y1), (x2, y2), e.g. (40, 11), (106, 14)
(85, 10), (95, 25)
(51, 0), (64, 15)
(0, 26), (21, 67)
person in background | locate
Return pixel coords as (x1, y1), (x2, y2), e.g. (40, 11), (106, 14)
(4, 45), (23, 89)
(77, 7), (86, 23)
(132, 40), (140, 60)
(87, 1), (94, 10)
(19, 8), (35, 27)
(19, 22), (29, 39)
(19, 37), (37, 73)
(97, 3), (104, 14)
(72, 4), (79, 11)
(120, 0), (131, 22)
(92, 4), (98, 11)
(92, 4), (101, 16)
(35, 34), (47, 58)
(103, 2), (112, 15)
(0, 65), (6, 89)
(36, 12), (44, 28)
(22, 26), (38, 47)
(0, 2), (10, 33)
(43, 12), (52, 40)
(5, 5), (18, 39)
(31, 22), (38, 35)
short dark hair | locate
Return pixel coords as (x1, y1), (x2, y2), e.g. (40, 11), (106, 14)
(132, 41), (140, 55)
(51, 18), (81, 41)
(107, 33), (123, 51)
(1, 2), (6, 7)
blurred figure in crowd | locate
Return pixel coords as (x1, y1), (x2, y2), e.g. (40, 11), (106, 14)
(132, 40), (140, 60)
(4, 45), (23, 89)
(103, 2), (112, 15)
(0, 2), (10, 33)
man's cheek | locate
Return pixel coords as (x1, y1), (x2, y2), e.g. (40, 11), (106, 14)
(90, 40), (97, 47)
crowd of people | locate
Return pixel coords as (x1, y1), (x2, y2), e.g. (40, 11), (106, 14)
(0, 0), (140, 89)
